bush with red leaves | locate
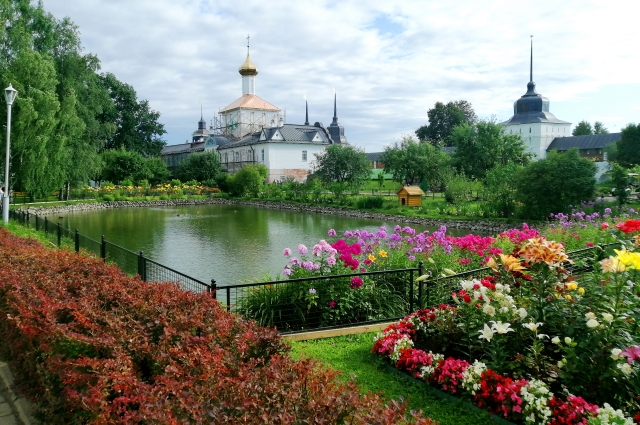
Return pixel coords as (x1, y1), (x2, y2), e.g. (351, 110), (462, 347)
(0, 229), (435, 424)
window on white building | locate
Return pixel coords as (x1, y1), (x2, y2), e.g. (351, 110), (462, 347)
(302, 150), (307, 161)
(248, 150), (253, 161)
(261, 149), (264, 162)
(235, 152), (239, 162)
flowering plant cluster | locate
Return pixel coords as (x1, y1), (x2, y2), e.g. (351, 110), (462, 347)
(373, 220), (640, 424)
(0, 229), (435, 424)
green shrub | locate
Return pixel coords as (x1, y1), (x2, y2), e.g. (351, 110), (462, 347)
(356, 196), (384, 209)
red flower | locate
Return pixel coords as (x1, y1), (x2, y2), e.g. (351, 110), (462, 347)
(350, 277), (364, 289)
(601, 222), (610, 230)
(615, 219), (640, 234)
(328, 300), (336, 309)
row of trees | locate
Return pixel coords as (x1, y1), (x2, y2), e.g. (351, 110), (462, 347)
(0, 0), (167, 198)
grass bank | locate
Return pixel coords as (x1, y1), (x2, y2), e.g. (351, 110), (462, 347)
(289, 333), (496, 425)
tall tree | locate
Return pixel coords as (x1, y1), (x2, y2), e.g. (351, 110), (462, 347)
(312, 144), (370, 189)
(572, 120), (593, 136)
(380, 135), (450, 188)
(450, 119), (531, 181)
(99, 72), (166, 157)
(514, 149), (596, 219)
(415, 100), (477, 146)
(593, 121), (609, 134)
(615, 123), (640, 167)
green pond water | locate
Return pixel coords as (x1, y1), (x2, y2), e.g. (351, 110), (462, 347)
(57, 204), (481, 286)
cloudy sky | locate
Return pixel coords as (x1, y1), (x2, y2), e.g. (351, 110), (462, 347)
(43, 0), (639, 152)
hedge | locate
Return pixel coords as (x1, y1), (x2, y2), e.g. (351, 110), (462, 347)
(0, 228), (434, 424)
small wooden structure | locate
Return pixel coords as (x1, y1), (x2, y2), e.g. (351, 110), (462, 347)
(396, 186), (424, 206)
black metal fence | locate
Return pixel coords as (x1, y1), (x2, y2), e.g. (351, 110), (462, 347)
(9, 209), (213, 294)
(217, 266), (423, 334)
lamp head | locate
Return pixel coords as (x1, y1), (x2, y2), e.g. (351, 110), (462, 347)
(4, 84), (18, 105)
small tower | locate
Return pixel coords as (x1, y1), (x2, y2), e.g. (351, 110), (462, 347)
(239, 34), (258, 95)
(328, 89), (347, 143)
(191, 105), (210, 142)
(501, 36), (570, 159)
(304, 95), (309, 126)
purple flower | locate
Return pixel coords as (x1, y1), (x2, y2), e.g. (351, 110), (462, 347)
(328, 229), (337, 236)
(326, 256), (336, 266)
(605, 208), (612, 214)
(298, 244), (308, 255)
(408, 255), (416, 261)
(309, 288), (316, 294)
(283, 248), (292, 256)
(283, 268), (292, 276)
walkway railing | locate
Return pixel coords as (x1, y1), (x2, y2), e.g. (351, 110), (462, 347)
(9, 209), (213, 294)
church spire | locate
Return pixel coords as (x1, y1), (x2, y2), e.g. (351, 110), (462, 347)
(331, 87), (338, 126)
(530, 35), (533, 83)
(304, 94), (309, 126)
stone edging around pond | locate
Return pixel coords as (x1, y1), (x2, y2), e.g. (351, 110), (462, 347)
(17, 199), (526, 235)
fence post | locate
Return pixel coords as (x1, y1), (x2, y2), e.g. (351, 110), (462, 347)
(210, 279), (217, 299)
(35, 214), (39, 231)
(100, 235), (106, 260)
(57, 222), (62, 246)
(26, 211), (29, 228)
(226, 287), (231, 312)
(409, 268), (414, 314)
(138, 251), (147, 281)
(418, 261), (425, 309)
(44, 217), (48, 234)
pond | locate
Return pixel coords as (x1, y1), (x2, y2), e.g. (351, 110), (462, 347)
(58, 204), (481, 286)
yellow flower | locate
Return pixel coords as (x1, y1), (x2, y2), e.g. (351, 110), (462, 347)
(378, 250), (388, 258)
(614, 249), (640, 269)
(499, 254), (526, 273)
(578, 287), (585, 295)
(564, 295), (572, 300)
(564, 282), (578, 291)
(368, 254), (376, 262)
(600, 256), (627, 273)
(486, 256), (498, 271)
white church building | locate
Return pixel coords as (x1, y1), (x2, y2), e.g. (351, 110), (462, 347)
(162, 38), (347, 183)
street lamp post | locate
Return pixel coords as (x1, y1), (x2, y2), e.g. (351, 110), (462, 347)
(3, 84), (18, 224)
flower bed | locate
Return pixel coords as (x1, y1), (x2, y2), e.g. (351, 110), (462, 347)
(0, 228), (434, 424)
(372, 222), (640, 424)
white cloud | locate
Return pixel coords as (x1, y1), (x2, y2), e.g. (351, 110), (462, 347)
(42, 0), (640, 151)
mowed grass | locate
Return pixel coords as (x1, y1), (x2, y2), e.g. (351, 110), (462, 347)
(289, 333), (496, 425)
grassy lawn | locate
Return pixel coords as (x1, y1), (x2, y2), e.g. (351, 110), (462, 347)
(289, 333), (496, 425)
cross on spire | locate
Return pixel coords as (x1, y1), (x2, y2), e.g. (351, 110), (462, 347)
(247, 34), (250, 55)
(530, 35), (533, 83)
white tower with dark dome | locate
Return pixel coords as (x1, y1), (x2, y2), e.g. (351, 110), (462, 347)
(502, 37), (571, 159)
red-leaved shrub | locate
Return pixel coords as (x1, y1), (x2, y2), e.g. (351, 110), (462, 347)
(0, 229), (434, 424)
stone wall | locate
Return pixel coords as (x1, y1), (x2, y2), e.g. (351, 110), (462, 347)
(17, 199), (527, 234)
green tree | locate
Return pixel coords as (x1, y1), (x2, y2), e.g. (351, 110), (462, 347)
(174, 151), (223, 183)
(450, 119), (531, 181)
(594, 121), (608, 134)
(99, 72), (166, 156)
(610, 163), (630, 205)
(614, 123), (640, 167)
(572, 120), (593, 136)
(514, 149), (596, 219)
(144, 157), (171, 185)
(228, 164), (267, 197)
(483, 163), (523, 217)
(415, 100), (477, 146)
(100, 148), (149, 184)
(380, 135), (450, 187)
(312, 144), (370, 193)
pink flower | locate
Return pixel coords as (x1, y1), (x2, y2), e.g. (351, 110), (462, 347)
(298, 244), (308, 255)
(283, 268), (291, 276)
(586, 242), (594, 247)
(601, 222), (610, 230)
(328, 229), (337, 236)
(458, 258), (471, 264)
(283, 248), (292, 256)
(621, 345), (640, 364)
(350, 277), (364, 289)
(328, 300), (336, 309)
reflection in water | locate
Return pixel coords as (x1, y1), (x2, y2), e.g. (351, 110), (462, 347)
(59, 205), (483, 286)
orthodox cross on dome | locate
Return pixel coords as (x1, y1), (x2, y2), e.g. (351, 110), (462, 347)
(247, 34), (250, 55)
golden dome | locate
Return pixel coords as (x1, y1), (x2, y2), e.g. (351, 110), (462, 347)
(238, 54), (258, 76)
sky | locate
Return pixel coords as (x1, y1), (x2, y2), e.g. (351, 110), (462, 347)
(42, 0), (640, 152)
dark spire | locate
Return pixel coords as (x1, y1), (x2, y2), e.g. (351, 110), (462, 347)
(304, 95), (309, 126)
(331, 88), (338, 126)
(530, 35), (533, 83)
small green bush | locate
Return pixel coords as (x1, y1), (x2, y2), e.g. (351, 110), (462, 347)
(356, 196), (384, 209)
